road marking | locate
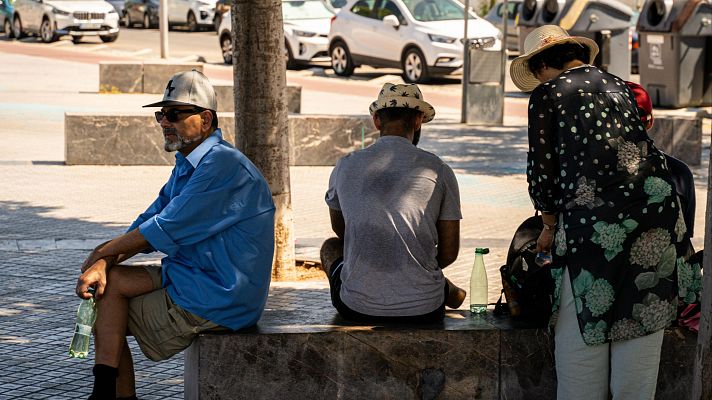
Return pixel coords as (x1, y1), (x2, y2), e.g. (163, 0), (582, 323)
(128, 48), (152, 56)
(49, 40), (72, 47)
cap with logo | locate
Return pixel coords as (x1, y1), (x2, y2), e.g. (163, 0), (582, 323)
(143, 69), (217, 111)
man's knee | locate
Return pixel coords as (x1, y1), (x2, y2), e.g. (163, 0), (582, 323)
(320, 237), (343, 274)
(105, 265), (156, 298)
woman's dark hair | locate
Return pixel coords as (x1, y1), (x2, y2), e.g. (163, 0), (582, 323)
(527, 42), (591, 75)
(375, 107), (422, 131)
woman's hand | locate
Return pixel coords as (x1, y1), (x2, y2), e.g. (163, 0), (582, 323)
(536, 228), (555, 253)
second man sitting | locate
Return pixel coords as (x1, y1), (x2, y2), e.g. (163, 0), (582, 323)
(321, 83), (466, 324)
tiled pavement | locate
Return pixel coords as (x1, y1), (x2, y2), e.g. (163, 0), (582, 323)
(1, 51), (710, 399)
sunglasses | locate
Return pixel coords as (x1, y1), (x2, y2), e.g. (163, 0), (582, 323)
(155, 107), (204, 123)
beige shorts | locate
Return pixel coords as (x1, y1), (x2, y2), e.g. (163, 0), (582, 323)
(127, 265), (224, 361)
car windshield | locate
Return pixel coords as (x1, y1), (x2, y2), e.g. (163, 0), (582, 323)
(283, 0), (334, 20)
(401, 0), (475, 21)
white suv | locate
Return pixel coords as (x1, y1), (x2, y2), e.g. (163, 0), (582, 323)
(12, 0), (119, 43)
(329, 0), (501, 83)
(168, 0), (214, 31)
(218, 0), (333, 67)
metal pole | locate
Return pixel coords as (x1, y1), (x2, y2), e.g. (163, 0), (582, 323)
(460, 0), (470, 123)
(159, 0), (169, 59)
(501, 0), (509, 124)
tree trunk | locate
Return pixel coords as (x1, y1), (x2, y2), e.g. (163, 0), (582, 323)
(692, 142), (712, 399)
(231, 0), (296, 281)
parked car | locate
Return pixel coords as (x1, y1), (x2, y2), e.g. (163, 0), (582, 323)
(124, 0), (159, 28)
(212, 0), (229, 32)
(218, 0), (333, 67)
(0, 0), (15, 38)
(323, 0), (346, 12)
(167, 0), (215, 31)
(106, 0), (124, 23)
(483, 0), (520, 52)
(11, 0), (119, 43)
(328, 0), (502, 83)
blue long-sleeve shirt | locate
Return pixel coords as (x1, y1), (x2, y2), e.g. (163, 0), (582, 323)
(128, 129), (275, 330)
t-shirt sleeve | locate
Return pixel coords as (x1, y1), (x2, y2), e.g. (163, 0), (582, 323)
(438, 163), (462, 220)
(324, 160), (341, 211)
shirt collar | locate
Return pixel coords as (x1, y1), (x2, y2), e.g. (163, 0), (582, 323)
(185, 129), (222, 168)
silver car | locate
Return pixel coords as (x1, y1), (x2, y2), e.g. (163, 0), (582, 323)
(483, 0), (520, 52)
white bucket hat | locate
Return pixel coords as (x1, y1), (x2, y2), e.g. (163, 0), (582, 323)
(369, 83), (436, 123)
(510, 25), (599, 92)
(143, 69), (217, 111)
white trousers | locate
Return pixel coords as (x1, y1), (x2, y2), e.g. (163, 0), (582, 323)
(555, 268), (665, 400)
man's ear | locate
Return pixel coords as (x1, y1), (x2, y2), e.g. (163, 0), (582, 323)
(201, 110), (213, 131)
(373, 113), (381, 130)
(413, 112), (424, 130)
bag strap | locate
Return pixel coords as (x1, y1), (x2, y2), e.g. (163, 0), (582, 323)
(493, 289), (508, 316)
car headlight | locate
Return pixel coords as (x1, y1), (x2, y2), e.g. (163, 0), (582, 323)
(293, 29), (317, 37)
(428, 33), (456, 44)
(52, 7), (70, 15)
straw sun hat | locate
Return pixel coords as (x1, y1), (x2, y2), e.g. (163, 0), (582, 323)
(510, 25), (599, 92)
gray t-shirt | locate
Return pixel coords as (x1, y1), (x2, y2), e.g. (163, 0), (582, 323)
(325, 135), (462, 316)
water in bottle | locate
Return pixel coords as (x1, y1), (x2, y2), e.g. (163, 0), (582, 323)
(470, 247), (490, 314)
(69, 289), (96, 358)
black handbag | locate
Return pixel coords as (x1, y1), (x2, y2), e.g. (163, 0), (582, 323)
(494, 215), (555, 327)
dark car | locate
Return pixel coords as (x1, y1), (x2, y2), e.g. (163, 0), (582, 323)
(124, 0), (159, 28)
(0, 0), (14, 38)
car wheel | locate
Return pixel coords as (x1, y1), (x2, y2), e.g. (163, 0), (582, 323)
(40, 18), (57, 43)
(101, 33), (119, 42)
(124, 11), (132, 28)
(143, 13), (150, 28)
(72, 35), (81, 44)
(12, 14), (24, 39)
(402, 47), (429, 83)
(3, 18), (14, 39)
(330, 41), (354, 77)
(187, 11), (198, 32)
(220, 33), (232, 64)
(285, 41), (301, 70)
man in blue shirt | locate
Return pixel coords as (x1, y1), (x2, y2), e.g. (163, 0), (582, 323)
(75, 69), (275, 400)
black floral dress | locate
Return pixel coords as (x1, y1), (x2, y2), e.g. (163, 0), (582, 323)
(526, 65), (686, 345)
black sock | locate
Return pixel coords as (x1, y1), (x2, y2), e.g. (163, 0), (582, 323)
(89, 364), (118, 400)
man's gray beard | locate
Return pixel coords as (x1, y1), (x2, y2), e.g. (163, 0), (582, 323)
(163, 130), (202, 152)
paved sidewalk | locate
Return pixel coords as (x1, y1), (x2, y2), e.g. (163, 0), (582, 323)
(0, 51), (709, 399)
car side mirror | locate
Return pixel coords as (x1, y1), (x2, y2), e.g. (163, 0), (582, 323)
(383, 14), (400, 28)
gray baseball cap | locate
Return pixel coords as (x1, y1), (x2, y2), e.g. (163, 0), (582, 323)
(143, 69), (217, 111)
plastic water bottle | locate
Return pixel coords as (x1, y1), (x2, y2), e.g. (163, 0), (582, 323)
(470, 247), (490, 314)
(69, 289), (96, 358)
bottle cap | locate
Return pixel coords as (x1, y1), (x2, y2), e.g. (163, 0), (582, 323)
(475, 248), (490, 254)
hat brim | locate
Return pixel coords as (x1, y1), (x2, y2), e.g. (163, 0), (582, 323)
(369, 98), (436, 123)
(510, 37), (600, 92)
(142, 100), (206, 108)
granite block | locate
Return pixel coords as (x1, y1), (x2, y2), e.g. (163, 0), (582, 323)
(64, 113), (376, 166)
(656, 328), (697, 398)
(142, 62), (203, 94)
(288, 115), (378, 166)
(213, 85), (301, 113)
(98, 62), (143, 93)
(671, 117), (702, 166)
(185, 311), (500, 400)
(500, 328), (556, 399)
(649, 117), (673, 154)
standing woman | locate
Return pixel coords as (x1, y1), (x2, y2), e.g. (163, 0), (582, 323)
(511, 25), (686, 400)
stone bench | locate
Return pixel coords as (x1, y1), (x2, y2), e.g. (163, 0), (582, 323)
(64, 113), (377, 166)
(183, 303), (697, 399)
(98, 62), (302, 114)
(647, 111), (707, 166)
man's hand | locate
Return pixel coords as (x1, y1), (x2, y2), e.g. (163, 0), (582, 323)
(76, 259), (110, 300)
(81, 241), (110, 272)
(536, 229), (555, 253)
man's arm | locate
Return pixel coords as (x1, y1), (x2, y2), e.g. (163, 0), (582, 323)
(329, 208), (345, 239)
(436, 219), (460, 269)
(76, 228), (151, 300)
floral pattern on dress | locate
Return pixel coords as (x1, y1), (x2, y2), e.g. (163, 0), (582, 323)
(677, 257), (703, 304)
(526, 66), (683, 346)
